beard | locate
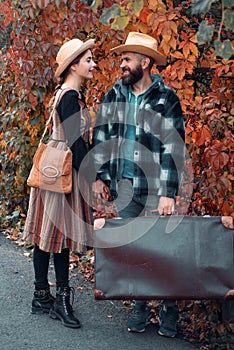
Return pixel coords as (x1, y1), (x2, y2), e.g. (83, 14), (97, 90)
(122, 64), (144, 86)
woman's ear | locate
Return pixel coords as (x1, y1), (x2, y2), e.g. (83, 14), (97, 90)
(70, 63), (79, 73)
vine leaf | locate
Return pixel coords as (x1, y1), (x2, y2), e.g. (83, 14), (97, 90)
(192, 125), (212, 147)
(191, 0), (216, 15)
(223, 0), (234, 6)
(196, 20), (215, 45)
(100, 4), (121, 26)
(132, 0), (144, 16)
(111, 15), (131, 30)
(224, 9), (234, 30)
(214, 40), (234, 60)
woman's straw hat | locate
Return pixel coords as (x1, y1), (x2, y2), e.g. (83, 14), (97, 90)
(111, 32), (166, 65)
(55, 38), (95, 78)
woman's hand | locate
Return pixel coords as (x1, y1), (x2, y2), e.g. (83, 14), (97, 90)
(92, 179), (110, 201)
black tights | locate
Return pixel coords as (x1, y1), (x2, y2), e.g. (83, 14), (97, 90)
(33, 244), (70, 291)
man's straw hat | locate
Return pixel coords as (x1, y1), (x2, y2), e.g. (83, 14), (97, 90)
(111, 32), (166, 65)
(55, 38), (95, 78)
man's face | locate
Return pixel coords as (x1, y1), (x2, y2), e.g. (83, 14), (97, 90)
(120, 52), (143, 86)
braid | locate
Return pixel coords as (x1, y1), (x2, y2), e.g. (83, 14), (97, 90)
(48, 85), (61, 108)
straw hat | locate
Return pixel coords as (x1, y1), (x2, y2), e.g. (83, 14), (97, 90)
(111, 32), (166, 65)
(55, 38), (95, 78)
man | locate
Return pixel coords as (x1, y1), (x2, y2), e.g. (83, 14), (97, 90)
(92, 32), (185, 337)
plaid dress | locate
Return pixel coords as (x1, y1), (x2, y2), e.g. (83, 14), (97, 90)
(23, 89), (93, 253)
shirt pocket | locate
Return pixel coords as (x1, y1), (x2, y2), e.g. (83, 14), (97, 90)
(140, 103), (165, 135)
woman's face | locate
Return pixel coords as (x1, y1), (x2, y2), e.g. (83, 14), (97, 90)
(73, 49), (96, 80)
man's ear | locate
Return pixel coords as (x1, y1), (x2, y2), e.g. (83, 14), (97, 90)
(141, 57), (151, 70)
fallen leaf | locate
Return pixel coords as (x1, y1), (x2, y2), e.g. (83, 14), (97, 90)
(48, 282), (56, 287)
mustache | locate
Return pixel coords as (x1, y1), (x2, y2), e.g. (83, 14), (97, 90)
(121, 68), (131, 73)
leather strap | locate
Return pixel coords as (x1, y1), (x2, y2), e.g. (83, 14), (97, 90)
(39, 87), (73, 144)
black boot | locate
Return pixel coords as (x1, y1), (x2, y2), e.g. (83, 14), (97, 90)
(31, 288), (55, 314)
(49, 287), (81, 328)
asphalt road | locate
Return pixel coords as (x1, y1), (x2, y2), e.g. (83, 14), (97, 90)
(0, 233), (198, 350)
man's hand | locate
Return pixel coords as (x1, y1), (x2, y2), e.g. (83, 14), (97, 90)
(157, 196), (175, 215)
(92, 179), (110, 202)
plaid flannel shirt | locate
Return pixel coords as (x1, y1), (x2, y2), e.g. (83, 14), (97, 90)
(92, 75), (185, 198)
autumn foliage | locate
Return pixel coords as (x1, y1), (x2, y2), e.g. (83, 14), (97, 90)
(0, 0), (233, 222)
(0, 1), (234, 348)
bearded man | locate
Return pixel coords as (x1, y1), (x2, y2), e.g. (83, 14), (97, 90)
(92, 32), (185, 338)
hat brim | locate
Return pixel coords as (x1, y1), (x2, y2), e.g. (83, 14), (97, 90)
(55, 39), (95, 78)
(111, 44), (166, 65)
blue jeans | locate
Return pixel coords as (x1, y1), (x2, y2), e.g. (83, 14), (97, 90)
(115, 178), (159, 218)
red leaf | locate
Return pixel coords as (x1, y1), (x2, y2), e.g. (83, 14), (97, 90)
(139, 8), (151, 23)
(193, 126), (212, 147)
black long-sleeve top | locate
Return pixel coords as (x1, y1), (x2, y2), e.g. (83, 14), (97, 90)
(56, 89), (89, 171)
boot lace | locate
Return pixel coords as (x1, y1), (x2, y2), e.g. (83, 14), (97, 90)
(61, 287), (74, 315)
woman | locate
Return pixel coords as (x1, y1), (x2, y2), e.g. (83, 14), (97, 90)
(24, 38), (96, 328)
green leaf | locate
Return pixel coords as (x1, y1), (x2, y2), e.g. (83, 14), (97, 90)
(214, 40), (234, 60)
(29, 117), (41, 126)
(91, 0), (102, 13)
(111, 15), (130, 30)
(133, 0), (144, 16)
(196, 21), (215, 45)
(100, 4), (121, 26)
(224, 9), (234, 30)
(191, 0), (216, 15)
(5, 209), (20, 222)
(223, 0), (233, 6)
